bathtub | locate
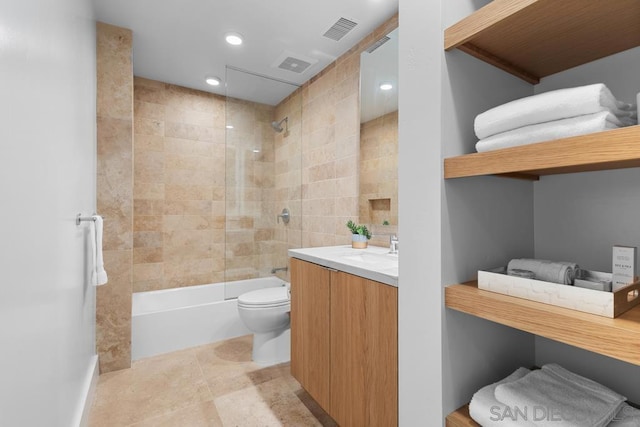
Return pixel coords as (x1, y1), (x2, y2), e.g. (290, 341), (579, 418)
(132, 276), (288, 360)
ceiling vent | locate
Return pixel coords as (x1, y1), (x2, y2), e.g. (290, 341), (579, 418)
(323, 17), (358, 41)
(365, 36), (390, 53)
(278, 57), (312, 74)
(272, 51), (318, 74)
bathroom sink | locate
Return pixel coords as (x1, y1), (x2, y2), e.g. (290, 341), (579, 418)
(289, 246), (399, 286)
(342, 252), (398, 269)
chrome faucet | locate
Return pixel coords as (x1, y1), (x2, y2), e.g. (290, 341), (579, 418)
(271, 266), (288, 274)
(389, 235), (399, 254)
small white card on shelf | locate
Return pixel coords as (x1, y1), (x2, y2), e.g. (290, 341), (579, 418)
(612, 245), (637, 292)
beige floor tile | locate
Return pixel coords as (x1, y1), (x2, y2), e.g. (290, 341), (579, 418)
(214, 377), (322, 427)
(195, 336), (293, 399)
(89, 335), (336, 427)
(130, 400), (223, 427)
(89, 349), (212, 426)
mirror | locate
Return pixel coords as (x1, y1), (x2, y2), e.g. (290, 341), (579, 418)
(359, 28), (399, 231)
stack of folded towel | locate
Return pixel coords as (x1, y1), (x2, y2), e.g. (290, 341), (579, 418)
(469, 363), (640, 426)
(474, 83), (638, 153)
(507, 258), (579, 285)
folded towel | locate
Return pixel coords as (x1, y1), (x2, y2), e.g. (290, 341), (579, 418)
(469, 367), (531, 426)
(507, 259), (578, 285)
(494, 363), (626, 427)
(475, 83), (635, 139)
(609, 403), (640, 426)
(91, 215), (108, 286)
(475, 111), (623, 153)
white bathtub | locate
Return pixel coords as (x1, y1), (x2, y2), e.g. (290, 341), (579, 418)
(132, 276), (288, 360)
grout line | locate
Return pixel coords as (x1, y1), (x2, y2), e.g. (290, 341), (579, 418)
(194, 348), (216, 402)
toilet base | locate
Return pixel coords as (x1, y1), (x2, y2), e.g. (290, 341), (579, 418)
(252, 327), (290, 366)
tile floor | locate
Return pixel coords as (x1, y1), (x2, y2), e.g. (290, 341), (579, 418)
(89, 335), (337, 427)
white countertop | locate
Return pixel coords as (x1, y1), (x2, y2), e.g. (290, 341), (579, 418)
(288, 245), (398, 287)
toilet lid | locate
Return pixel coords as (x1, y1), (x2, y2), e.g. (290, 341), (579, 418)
(238, 286), (289, 306)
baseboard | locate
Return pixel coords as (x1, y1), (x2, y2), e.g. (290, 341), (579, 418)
(74, 354), (99, 427)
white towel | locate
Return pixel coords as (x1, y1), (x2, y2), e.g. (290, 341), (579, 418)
(507, 258), (578, 285)
(475, 83), (636, 139)
(610, 403), (640, 426)
(494, 363), (626, 427)
(469, 367), (531, 426)
(90, 215), (108, 286)
(475, 111), (623, 153)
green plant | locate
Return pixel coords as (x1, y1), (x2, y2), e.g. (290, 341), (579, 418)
(346, 220), (371, 240)
(382, 220), (390, 226)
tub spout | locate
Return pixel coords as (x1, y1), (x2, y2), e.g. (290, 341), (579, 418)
(271, 267), (288, 274)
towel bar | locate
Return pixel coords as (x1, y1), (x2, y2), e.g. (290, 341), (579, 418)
(76, 213), (98, 226)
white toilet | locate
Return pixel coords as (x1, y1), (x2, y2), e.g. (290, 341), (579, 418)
(237, 285), (291, 366)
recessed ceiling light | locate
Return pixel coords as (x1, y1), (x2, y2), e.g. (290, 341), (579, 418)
(226, 125), (234, 129)
(205, 76), (221, 86)
(380, 82), (393, 91)
(252, 149), (261, 153)
(225, 32), (243, 46)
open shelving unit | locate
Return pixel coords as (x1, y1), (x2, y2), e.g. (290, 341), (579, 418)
(445, 404), (477, 427)
(444, 283), (640, 425)
(445, 282), (640, 366)
(444, 126), (640, 180)
(443, 0), (640, 424)
(444, 0), (640, 84)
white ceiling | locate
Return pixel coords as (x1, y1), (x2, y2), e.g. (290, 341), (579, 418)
(94, 0), (399, 107)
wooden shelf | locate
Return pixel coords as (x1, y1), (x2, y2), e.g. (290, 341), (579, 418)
(444, 126), (640, 179)
(444, 0), (640, 84)
(446, 404), (478, 427)
(445, 281), (640, 366)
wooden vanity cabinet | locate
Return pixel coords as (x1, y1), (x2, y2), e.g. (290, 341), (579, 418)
(290, 257), (398, 427)
(290, 257), (331, 411)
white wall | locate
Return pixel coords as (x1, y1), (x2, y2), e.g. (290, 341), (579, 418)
(533, 46), (640, 403)
(0, 0), (97, 426)
(398, 0), (443, 424)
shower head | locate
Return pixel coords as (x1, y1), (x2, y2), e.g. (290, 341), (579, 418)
(271, 117), (288, 133)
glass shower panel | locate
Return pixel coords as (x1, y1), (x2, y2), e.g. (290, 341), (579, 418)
(224, 67), (302, 283)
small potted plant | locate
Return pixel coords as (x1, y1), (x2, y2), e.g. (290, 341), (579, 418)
(346, 220), (371, 249)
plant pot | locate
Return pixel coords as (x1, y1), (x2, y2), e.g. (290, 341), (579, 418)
(351, 234), (368, 249)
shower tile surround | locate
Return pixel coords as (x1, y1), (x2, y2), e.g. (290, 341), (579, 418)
(133, 77), (228, 291)
(132, 78), (285, 290)
(96, 14), (398, 371)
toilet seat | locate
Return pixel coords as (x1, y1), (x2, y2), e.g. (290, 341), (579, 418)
(237, 287), (290, 309)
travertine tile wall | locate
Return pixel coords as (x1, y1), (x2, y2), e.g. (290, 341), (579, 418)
(96, 22), (133, 373)
(225, 98), (278, 281)
(133, 78), (280, 289)
(132, 77), (226, 292)
(274, 92), (303, 277)
(292, 13), (399, 248)
(359, 111), (399, 226)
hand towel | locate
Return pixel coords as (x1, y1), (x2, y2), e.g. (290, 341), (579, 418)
(90, 215), (108, 286)
(474, 83), (635, 139)
(475, 111), (622, 153)
(469, 367), (532, 426)
(494, 363), (626, 427)
(609, 403), (640, 426)
(507, 259), (578, 285)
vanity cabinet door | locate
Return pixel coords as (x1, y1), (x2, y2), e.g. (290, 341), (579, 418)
(330, 271), (398, 427)
(290, 258), (331, 412)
